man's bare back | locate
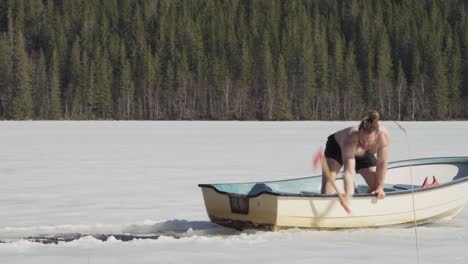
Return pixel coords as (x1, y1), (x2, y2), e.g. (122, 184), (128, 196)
(334, 126), (390, 157)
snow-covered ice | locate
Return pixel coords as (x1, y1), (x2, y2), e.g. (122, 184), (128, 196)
(0, 121), (467, 264)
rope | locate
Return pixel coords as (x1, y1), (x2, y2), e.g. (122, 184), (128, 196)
(393, 121), (420, 264)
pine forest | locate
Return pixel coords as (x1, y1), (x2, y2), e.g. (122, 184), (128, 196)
(0, 0), (467, 120)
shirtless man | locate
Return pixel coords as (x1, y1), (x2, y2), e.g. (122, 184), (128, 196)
(321, 110), (390, 206)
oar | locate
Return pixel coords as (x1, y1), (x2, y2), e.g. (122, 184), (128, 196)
(314, 150), (351, 214)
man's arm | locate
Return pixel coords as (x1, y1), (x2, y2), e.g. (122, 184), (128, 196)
(372, 133), (390, 199)
(341, 139), (357, 199)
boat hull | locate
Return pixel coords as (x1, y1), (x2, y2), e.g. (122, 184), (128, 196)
(200, 178), (468, 230)
(200, 157), (468, 230)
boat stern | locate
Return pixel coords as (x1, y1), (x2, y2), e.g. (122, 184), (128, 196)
(200, 186), (279, 231)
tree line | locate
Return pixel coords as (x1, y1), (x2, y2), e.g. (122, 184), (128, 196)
(0, 0), (467, 120)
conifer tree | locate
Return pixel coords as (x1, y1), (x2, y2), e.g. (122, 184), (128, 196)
(175, 48), (190, 119)
(0, 35), (12, 118)
(343, 46), (363, 119)
(10, 30), (33, 119)
(48, 49), (62, 119)
(428, 21), (449, 119)
(356, 7), (375, 111)
(13, 0), (25, 34)
(33, 49), (48, 119)
(133, 5), (146, 101)
(95, 47), (113, 119)
(330, 31), (345, 119)
(447, 35), (462, 118)
(275, 55), (292, 120)
(408, 47), (421, 120)
(314, 24), (330, 119)
(117, 44), (134, 119)
(25, 0), (45, 51)
(262, 30), (274, 120)
(164, 59), (175, 118)
(67, 39), (81, 118)
(303, 21), (316, 119)
(375, 29), (393, 117)
(431, 49), (449, 119)
(239, 37), (253, 119)
(84, 56), (96, 118)
(144, 48), (160, 120)
(396, 61), (407, 120)
(0, 0), (9, 33)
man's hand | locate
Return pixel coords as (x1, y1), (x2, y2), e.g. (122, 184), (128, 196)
(371, 188), (386, 199)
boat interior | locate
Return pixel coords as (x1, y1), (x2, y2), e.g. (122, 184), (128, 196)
(202, 158), (468, 197)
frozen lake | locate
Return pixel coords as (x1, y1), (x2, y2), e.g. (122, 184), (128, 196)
(0, 121), (467, 264)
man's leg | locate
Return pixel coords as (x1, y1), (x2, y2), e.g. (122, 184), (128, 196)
(357, 166), (377, 193)
(321, 158), (342, 194)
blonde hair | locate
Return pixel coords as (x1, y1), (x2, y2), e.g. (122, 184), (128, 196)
(359, 110), (379, 133)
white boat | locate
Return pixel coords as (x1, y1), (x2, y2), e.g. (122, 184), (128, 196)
(198, 157), (468, 230)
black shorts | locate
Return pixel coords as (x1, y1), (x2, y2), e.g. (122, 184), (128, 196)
(324, 134), (377, 172)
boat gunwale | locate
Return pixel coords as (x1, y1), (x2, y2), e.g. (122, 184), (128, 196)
(198, 156), (468, 198)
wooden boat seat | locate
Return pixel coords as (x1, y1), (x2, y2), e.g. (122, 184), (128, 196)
(355, 183), (421, 194)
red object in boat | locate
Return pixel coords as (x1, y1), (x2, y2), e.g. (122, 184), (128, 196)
(422, 176), (440, 188)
